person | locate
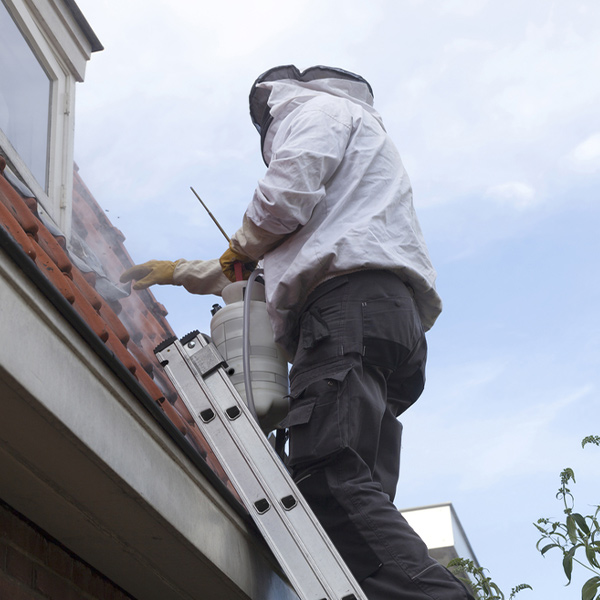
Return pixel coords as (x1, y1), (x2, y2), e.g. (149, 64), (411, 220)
(121, 65), (474, 600)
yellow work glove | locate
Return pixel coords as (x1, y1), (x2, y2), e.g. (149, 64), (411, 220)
(219, 245), (257, 282)
(120, 259), (179, 290)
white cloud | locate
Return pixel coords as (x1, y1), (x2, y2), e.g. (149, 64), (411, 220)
(455, 384), (595, 489)
(485, 181), (539, 210)
(481, 9), (600, 131)
(565, 132), (600, 174)
(437, 358), (508, 401)
(403, 383), (595, 493)
(440, 0), (488, 17)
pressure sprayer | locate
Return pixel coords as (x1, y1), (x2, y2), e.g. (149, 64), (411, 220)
(191, 188), (290, 434)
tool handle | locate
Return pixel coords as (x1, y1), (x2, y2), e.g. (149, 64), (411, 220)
(234, 261), (244, 282)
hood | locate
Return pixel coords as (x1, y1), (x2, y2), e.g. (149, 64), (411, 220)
(249, 65), (377, 165)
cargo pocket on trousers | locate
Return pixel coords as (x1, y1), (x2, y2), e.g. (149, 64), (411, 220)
(281, 363), (352, 467)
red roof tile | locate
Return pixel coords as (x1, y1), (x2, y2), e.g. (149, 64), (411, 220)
(98, 299), (131, 346)
(32, 240), (77, 304)
(0, 191), (37, 260)
(0, 174), (39, 236)
(71, 267), (104, 312)
(36, 226), (73, 276)
(0, 160), (241, 507)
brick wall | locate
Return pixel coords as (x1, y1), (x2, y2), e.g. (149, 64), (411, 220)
(0, 499), (136, 600)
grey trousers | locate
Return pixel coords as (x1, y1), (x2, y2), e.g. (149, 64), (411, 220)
(283, 270), (474, 600)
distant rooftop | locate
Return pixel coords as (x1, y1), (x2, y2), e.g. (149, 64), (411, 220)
(401, 502), (479, 568)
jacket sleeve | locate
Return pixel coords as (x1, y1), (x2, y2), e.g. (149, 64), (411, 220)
(229, 213), (288, 261)
(172, 259), (230, 296)
(246, 106), (353, 236)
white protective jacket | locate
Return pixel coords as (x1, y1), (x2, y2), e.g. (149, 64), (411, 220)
(176, 72), (442, 359)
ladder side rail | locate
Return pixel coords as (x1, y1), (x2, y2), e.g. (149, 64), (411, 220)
(156, 336), (367, 600)
(191, 356), (365, 598)
(157, 340), (336, 600)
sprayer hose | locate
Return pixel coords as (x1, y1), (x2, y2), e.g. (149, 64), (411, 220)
(242, 268), (263, 421)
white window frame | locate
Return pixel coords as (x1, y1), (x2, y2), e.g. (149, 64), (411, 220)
(1, 0), (97, 237)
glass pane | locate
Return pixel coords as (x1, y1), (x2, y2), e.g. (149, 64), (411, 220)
(0, 1), (51, 190)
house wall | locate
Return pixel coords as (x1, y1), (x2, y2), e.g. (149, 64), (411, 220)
(0, 499), (135, 600)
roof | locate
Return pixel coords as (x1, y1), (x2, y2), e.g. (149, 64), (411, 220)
(64, 0), (104, 52)
(0, 156), (240, 508)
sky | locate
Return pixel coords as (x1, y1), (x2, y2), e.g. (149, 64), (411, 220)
(73, 1), (600, 597)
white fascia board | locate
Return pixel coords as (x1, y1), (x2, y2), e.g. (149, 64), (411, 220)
(22, 0), (93, 81)
(0, 247), (297, 600)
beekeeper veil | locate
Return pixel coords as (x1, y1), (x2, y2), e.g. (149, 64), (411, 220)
(249, 65), (374, 165)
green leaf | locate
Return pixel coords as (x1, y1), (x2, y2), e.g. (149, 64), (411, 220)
(540, 543), (560, 556)
(553, 530), (569, 542)
(509, 583), (533, 599)
(585, 544), (600, 569)
(563, 548), (575, 583)
(534, 522), (548, 534)
(487, 581), (505, 600)
(574, 513), (591, 536)
(581, 576), (600, 600)
(561, 468), (576, 485)
(581, 435), (600, 448)
(567, 515), (579, 544)
(447, 557), (467, 569)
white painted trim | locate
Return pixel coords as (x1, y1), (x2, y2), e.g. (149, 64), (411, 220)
(401, 502), (479, 568)
(0, 129), (49, 204)
(46, 67), (75, 236)
(0, 0), (92, 236)
(24, 0), (93, 81)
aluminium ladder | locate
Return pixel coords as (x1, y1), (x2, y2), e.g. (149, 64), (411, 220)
(154, 331), (367, 600)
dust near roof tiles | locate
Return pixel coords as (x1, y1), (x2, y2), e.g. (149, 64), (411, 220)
(0, 160), (239, 504)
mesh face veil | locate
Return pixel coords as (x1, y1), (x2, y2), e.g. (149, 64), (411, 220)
(248, 65), (374, 157)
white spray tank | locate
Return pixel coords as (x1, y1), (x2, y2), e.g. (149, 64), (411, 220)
(210, 269), (289, 433)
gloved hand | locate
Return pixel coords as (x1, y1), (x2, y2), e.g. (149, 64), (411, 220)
(120, 259), (179, 290)
(219, 245), (257, 282)
(220, 214), (286, 282)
